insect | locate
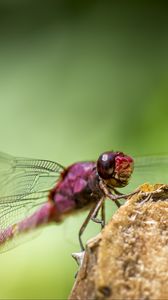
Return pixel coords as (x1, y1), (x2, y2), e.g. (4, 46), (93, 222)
(0, 150), (167, 252)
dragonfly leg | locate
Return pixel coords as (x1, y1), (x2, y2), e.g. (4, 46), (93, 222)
(101, 201), (105, 228)
(99, 180), (137, 206)
(111, 187), (124, 196)
(78, 202), (99, 251)
(112, 188), (138, 200)
(91, 198), (105, 228)
(78, 198), (104, 251)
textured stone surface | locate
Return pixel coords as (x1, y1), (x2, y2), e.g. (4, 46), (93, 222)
(69, 184), (168, 300)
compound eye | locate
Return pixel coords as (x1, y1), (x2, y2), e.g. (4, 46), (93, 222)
(97, 152), (116, 179)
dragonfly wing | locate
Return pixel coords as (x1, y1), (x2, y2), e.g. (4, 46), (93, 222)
(0, 191), (48, 253)
(0, 191), (48, 230)
(0, 152), (65, 251)
(129, 154), (168, 190)
(0, 152), (64, 197)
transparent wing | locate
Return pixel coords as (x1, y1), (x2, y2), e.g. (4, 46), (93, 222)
(0, 152), (64, 249)
(0, 151), (64, 197)
(0, 191), (50, 253)
(0, 191), (48, 230)
(128, 154), (168, 191)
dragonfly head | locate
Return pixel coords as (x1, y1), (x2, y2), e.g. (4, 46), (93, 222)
(97, 151), (134, 187)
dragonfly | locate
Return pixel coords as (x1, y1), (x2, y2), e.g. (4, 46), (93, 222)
(0, 150), (167, 253)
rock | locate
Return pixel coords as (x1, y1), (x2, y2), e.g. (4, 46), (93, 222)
(69, 184), (168, 300)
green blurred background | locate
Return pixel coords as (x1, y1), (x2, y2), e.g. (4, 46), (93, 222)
(0, 1), (167, 299)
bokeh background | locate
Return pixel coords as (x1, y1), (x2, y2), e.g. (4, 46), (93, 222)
(0, 1), (167, 299)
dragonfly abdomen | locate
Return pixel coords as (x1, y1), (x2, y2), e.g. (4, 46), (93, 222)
(0, 202), (57, 248)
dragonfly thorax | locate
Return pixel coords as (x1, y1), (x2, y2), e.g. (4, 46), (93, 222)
(52, 162), (103, 214)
